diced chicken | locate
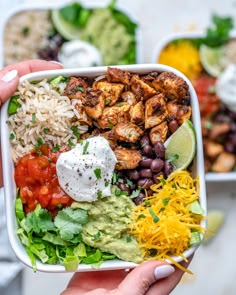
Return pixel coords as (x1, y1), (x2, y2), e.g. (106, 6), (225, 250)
(209, 122), (231, 140)
(131, 75), (157, 101)
(113, 122), (143, 143)
(106, 67), (131, 85)
(212, 152), (236, 172)
(74, 101), (93, 126)
(121, 91), (137, 106)
(97, 103), (130, 129)
(149, 121), (168, 144)
(166, 100), (192, 125)
(152, 72), (189, 100)
(83, 89), (105, 120)
(114, 147), (142, 170)
(130, 101), (145, 126)
(100, 130), (117, 150)
(93, 80), (124, 106)
(145, 94), (168, 129)
(64, 77), (89, 99)
(204, 141), (224, 158)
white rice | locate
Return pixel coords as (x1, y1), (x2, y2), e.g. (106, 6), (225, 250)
(8, 79), (88, 163)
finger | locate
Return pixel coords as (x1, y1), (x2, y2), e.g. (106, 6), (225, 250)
(1, 59), (63, 77)
(64, 269), (128, 292)
(117, 261), (175, 295)
(0, 60), (63, 104)
(146, 256), (194, 295)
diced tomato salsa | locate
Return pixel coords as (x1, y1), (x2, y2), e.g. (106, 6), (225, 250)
(14, 146), (73, 215)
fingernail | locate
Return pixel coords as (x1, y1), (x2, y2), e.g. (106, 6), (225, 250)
(49, 61), (64, 67)
(154, 265), (175, 280)
(1, 70), (18, 82)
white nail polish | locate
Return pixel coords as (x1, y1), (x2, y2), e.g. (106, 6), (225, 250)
(49, 61), (64, 67)
(154, 265), (175, 280)
(1, 70), (18, 82)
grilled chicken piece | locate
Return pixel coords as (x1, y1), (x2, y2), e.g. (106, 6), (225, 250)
(97, 103), (130, 129)
(152, 72), (189, 100)
(130, 101), (145, 126)
(100, 130), (117, 149)
(113, 122), (143, 143)
(114, 147), (142, 170)
(83, 89), (105, 120)
(149, 121), (168, 144)
(205, 141), (224, 158)
(166, 100), (191, 125)
(145, 94), (168, 129)
(64, 77), (89, 99)
(212, 152), (236, 172)
(106, 67), (131, 85)
(74, 101), (93, 126)
(209, 122), (230, 140)
(131, 75), (157, 101)
(121, 91), (137, 106)
(93, 80), (124, 106)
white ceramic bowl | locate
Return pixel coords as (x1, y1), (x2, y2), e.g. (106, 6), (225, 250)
(152, 31), (236, 183)
(1, 64), (207, 272)
(0, 0), (143, 68)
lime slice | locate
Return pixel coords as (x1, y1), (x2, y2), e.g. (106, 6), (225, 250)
(199, 44), (224, 77)
(51, 10), (81, 40)
(164, 119), (196, 171)
(203, 209), (225, 244)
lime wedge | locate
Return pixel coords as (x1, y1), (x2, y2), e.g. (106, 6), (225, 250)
(51, 10), (81, 40)
(199, 44), (224, 77)
(164, 119), (196, 171)
(203, 209), (225, 244)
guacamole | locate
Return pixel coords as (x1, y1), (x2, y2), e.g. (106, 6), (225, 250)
(80, 8), (134, 65)
(71, 193), (143, 263)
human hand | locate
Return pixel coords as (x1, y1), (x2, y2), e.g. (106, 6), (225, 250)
(0, 59), (63, 187)
(61, 258), (192, 295)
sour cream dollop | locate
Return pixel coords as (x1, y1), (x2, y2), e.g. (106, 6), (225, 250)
(58, 40), (102, 68)
(216, 63), (236, 112)
(56, 136), (117, 202)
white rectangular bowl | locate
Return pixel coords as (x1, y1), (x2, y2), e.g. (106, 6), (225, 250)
(0, 0), (143, 68)
(152, 30), (236, 183)
(1, 64), (207, 272)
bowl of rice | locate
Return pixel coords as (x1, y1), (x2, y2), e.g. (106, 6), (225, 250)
(1, 64), (207, 272)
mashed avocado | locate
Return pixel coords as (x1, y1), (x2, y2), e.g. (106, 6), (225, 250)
(71, 193), (143, 263)
(80, 8), (134, 65)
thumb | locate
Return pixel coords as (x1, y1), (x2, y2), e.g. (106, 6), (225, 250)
(0, 69), (19, 105)
(117, 261), (175, 295)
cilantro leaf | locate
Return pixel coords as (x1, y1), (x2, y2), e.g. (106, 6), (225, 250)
(54, 207), (88, 241)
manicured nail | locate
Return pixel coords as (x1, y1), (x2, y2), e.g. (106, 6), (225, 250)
(154, 265), (175, 280)
(1, 70), (18, 82)
(49, 61), (64, 67)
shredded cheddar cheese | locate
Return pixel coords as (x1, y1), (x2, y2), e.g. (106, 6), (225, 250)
(158, 40), (203, 80)
(129, 170), (205, 273)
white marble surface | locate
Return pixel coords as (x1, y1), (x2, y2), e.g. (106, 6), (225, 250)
(0, 1), (236, 294)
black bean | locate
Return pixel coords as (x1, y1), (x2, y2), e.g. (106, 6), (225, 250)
(134, 192), (145, 205)
(154, 142), (165, 158)
(143, 145), (154, 157)
(137, 178), (154, 189)
(153, 172), (165, 183)
(168, 120), (179, 134)
(139, 169), (153, 178)
(140, 157), (153, 168)
(118, 183), (130, 194)
(164, 161), (173, 176)
(150, 158), (164, 173)
(146, 189), (154, 196)
(224, 141), (235, 153)
(128, 169), (140, 180)
(140, 134), (150, 148)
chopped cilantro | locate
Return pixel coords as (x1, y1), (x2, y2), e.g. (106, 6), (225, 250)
(52, 144), (60, 152)
(82, 141), (89, 155)
(93, 232), (101, 241)
(9, 133), (15, 140)
(149, 208), (159, 223)
(43, 128), (49, 134)
(126, 236), (132, 243)
(97, 190), (102, 199)
(167, 154), (179, 163)
(162, 198), (170, 206)
(104, 181), (109, 187)
(130, 189), (141, 199)
(160, 178), (166, 185)
(137, 214), (145, 220)
(32, 113), (36, 123)
(71, 125), (81, 139)
(22, 26), (30, 36)
(94, 168), (101, 179)
(77, 86), (84, 92)
(105, 99), (111, 105)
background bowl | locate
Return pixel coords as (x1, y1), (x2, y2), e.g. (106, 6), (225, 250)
(1, 64), (207, 272)
(153, 31), (236, 182)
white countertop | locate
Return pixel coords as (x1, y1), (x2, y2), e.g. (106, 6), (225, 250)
(0, 1), (236, 295)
